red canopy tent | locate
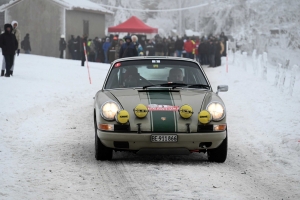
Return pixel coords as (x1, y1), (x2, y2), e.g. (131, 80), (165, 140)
(108, 16), (158, 33)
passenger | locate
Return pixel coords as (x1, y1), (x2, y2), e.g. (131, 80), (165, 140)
(168, 68), (184, 82)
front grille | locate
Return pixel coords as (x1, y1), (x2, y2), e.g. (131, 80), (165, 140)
(197, 125), (213, 132)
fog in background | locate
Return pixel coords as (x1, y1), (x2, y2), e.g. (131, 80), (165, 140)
(94, 0), (300, 65)
(1, 0), (299, 64)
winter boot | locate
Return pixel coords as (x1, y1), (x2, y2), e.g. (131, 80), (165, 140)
(1, 70), (4, 76)
(10, 71), (13, 76)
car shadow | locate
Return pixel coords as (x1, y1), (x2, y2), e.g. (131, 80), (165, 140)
(64, 138), (216, 167)
(109, 151), (211, 165)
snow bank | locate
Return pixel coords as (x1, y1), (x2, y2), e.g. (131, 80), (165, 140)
(0, 54), (299, 199)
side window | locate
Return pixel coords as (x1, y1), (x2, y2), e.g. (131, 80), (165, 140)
(105, 68), (120, 89)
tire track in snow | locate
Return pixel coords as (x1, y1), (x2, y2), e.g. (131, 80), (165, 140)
(98, 161), (148, 200)
(68, 101), (149, 200)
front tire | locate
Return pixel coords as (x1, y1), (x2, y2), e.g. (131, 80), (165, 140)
(207, 131), (228, 163)
(95, 117), (113, 161)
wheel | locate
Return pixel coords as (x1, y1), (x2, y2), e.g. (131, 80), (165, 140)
(207, 131), (228, 163)
(94, 117), (113, 161)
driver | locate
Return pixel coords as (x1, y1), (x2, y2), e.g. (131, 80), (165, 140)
(123, 67), (139, 87)
(168, 68), (184, 82)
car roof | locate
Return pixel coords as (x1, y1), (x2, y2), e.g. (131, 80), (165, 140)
(111, 56), (200, 66)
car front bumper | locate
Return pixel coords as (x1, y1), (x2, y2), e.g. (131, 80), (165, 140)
(97, 130), (226, 151)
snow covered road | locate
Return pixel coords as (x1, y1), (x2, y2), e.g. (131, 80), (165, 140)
(1, 55), (299, 199)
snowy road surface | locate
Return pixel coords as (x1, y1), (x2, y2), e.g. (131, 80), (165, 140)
(1, 55), (299, 199)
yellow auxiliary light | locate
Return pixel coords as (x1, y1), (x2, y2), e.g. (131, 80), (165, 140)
(116, 110), (130, 124)
(198, 110), (212, 125)
(134, 104), (148, 118)
(179, 104), (193, 119)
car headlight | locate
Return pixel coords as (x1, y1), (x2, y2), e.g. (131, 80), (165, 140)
(101, 101), (120, 121)
(206, 102), (225, 121)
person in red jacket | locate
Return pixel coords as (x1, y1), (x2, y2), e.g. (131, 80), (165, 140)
(184, 37), (195, 59)
(195, 38), (200, 62)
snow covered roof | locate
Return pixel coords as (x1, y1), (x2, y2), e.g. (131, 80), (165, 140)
(0, 0), (113, 15)
(52, 0), (113, 14)
(185, 30), (200, 37)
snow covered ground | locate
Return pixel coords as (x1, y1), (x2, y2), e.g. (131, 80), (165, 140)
(1, 54), (299, 199)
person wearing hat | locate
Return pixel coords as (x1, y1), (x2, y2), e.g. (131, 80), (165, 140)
(59, 34), (66, 59)
(0, 24), (18, 77)
(119, 36), (138, 58)
(1, 21), (21, 76)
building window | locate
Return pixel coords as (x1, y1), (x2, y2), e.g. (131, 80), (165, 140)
(83, 20), (89, 37)
(0, 12), (4, 33)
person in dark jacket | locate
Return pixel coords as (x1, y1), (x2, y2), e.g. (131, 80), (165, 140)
(81, 35), (88, 67)
(72, 36), (79, 60)
(168, 38), (175, 56)
(59, 35), (66, 59)
(162, 38), (169, 56)
(99, 38), (105, 63)
(93, 37), (100, 62)
(203, 39), (210, 65)
(0, 24), (18, 77)
(145, 39), (155, 56)
(155, 37), (164, 56)
(197, 39), (206, 65)
(119, 36), (138, 58)
(174, 36), (184, 57)
(215, 39), (222, 67)
(22, 33), (31, 54)
(68, 35), (75, 59)
(208, 38), (216, 67)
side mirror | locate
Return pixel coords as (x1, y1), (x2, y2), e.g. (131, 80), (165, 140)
(216, 85), (228, 95)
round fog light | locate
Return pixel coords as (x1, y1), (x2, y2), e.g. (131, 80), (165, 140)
(179, 104), (193, 119)
(198, 110), (212, 124)
(134, 104), (148, 118)
(116, 110), (130, 124)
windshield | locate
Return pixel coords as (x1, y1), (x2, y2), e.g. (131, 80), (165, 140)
(104, 59), (209, 89)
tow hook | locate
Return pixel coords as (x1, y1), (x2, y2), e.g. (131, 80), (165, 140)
(137, 123), (142, 134)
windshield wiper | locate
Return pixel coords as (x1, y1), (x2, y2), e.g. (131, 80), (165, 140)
(187, 84), (210, 89)
(142, 82), (187, 89)
(171, 84), (210, 89)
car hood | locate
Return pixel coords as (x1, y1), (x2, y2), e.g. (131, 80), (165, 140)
(108, 88), (210, 132)
(109, 89), (208, 109)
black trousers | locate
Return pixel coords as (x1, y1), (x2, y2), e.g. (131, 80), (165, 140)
(81, 52), (85, 66)
(4, 54), (15, 74)
(60, 50), (64, 58)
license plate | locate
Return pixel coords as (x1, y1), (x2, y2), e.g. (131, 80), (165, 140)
(151, 135), (178, 143)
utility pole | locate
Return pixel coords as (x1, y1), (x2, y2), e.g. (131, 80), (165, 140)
(195, 10), (199, 32)
(178, 0), (182, 36)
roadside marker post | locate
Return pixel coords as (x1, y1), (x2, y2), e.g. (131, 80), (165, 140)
(83, 43), (92, 84)
(226, 41), (229, 73)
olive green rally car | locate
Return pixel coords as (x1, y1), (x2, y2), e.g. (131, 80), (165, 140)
(94, 57), (228, 162)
